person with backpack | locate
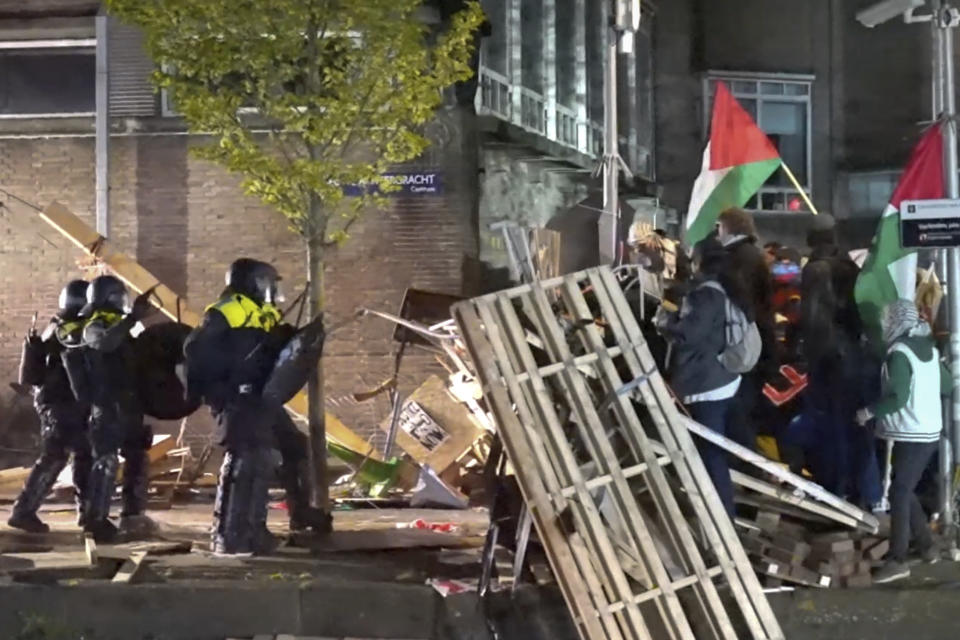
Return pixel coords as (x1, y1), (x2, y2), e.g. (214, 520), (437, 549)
(855, 299), (952, 583)
(717, 208), (777, 454)
(656, 236), (759, 516)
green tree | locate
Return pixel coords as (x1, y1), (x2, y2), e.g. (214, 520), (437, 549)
(107, 0), (483, 514)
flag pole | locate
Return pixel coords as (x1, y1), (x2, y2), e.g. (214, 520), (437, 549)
(779, 162), (819, 215)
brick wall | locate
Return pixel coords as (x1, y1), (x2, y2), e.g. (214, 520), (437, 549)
(0, 107), (479, 454)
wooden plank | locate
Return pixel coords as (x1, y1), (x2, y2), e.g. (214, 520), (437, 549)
(588, 268), (783, 640)
(452, 303), (614, 640)
(492, 293), (680, 638)
(556, 455), (672, 500)
(474, 298), (644, 639)
(518, 284), (718, 640)
(39, 200), (380, 462)
(576, 272), (764, 638)
(679, 415), (878, 533)
(730, 469), (868, 529)
(147, 435), (177, 464)
(112, 551), (148, 583)
(84, 534), (97, 566)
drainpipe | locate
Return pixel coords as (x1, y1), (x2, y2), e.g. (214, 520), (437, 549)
(95, 12), (109, 236)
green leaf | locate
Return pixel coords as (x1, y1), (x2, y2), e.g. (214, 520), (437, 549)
(107, 0), (484, 240)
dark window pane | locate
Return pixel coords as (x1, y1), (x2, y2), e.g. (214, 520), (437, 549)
(760, 81), (785, 95)
(0, 49), (94, 115)
(760, 191), (784, 211)
(760, 101), (807, 186)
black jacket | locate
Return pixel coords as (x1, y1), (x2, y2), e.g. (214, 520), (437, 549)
(661, 275), (740, 399)
(81, 312), (142, 418)
(183, 309), (288, 412)
(30, 319), (85, 411)
(801, 244), (861, 366)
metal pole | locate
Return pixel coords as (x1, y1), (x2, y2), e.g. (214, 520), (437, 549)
(95, 13), (109, 236)
(940, 1), (960, 534)
(930, 2), (953, 530)
(600, 24), (619, 265)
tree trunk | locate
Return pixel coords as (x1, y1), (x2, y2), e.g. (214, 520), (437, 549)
(305, 229), (330, 517)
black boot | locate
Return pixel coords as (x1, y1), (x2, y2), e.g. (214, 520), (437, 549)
(250, 451), (279, 555)
(119, 447), (155, 538)
(83, 453), (119, 543)
(73, 449), (93, 527)
(211, 450), (256, 556)
(120, 449), (149, 517)
(280, 459), (331, 533)
(8, 452), (68, 534)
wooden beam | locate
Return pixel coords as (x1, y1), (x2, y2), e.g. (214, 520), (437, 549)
(680, 415), (878, 533)
(112, 551), (148, 583)
(39, 201), (379, 461)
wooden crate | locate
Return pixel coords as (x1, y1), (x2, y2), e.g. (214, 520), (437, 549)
(453, 267), (783, 640)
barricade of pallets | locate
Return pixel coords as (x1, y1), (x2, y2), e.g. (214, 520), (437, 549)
(453, 267), (784, 640)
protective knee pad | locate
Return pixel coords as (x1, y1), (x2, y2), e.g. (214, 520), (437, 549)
(13, 453), (68, 516)
(85, 453), (119, 524)
(213, 450), (260, 552)
(72, 450), (93, 513)
(120, 449), (149, 517)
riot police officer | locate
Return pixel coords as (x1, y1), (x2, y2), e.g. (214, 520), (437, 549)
(185, 258), (327, 555)
(7, 280), (93, 533)
(76, 275), (156, 541)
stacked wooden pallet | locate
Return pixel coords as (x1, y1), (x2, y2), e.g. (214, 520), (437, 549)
(740, 511), (889, 589)
(454, 267), (785, 640)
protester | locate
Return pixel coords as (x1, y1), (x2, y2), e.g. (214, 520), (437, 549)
(716, 208), (776, 452)
(656, 236), (748, 516)
(770, 246), (803, 363)
(856, 299), (952, 583)
(799, 214), (881, 507)
(763, 241), (783, 267)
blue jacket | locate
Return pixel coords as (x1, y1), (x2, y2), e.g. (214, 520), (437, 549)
(660, 275), (739, 400)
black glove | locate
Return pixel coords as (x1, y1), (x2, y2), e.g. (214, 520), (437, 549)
(131, 289), (158, 321)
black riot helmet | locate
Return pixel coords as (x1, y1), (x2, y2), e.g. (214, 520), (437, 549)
(225, 258), (282, 306)
(83, 275), (130, 315)
(57, 280), (89, 319)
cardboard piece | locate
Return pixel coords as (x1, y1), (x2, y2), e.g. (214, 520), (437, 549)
(378, 375), (485, 475)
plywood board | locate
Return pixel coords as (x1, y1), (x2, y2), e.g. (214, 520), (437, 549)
(378, 375), (484, 474)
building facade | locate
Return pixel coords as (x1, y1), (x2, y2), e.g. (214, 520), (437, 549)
(655, 0), (938, 247)
(0, 0), (950, 457)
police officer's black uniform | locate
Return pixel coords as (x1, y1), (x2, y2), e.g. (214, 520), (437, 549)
(74, 275), (155, 542)
(185, 259), (293, 554)
(7, 280), (93, 533)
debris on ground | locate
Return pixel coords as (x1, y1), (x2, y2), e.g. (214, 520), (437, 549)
(740, 510), (891, 589)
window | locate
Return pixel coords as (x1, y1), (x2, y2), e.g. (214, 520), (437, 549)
(704, 72), (813, 212)
(0, 43), (95, 117)
(846, 170), (899, 218)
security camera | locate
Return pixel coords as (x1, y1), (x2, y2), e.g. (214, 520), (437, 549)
(856, 0), (925, 28)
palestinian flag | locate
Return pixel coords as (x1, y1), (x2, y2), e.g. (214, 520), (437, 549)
(855, 122), (944, 345)
(685, 82), (782, 246)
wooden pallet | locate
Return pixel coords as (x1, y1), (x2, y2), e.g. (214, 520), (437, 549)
(453, 267), (783, 640)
